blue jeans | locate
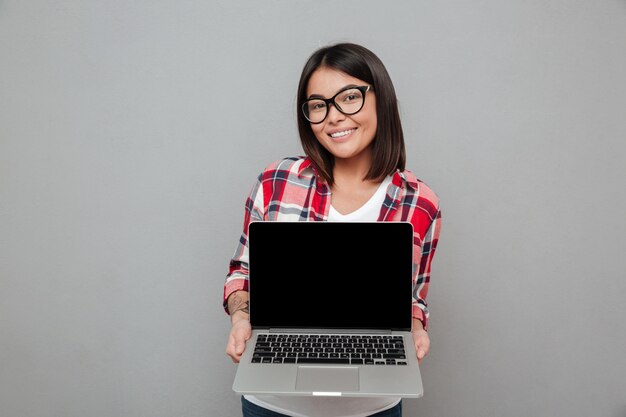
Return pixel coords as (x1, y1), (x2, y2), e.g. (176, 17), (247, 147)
(241, 396), (403, 417)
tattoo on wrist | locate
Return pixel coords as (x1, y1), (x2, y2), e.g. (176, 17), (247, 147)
(229, 293), (249, 315)
(232, 300), (249, 315)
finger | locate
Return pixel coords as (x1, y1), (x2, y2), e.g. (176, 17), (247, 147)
(226, 347), (241, 364)
(417, 348), (426, 360)
(226, 338), (241, 363)
(236, 340), (245, 355)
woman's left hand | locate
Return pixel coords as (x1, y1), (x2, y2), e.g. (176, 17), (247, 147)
(411, 320), (430, 364)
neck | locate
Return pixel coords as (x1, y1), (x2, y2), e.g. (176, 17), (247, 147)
(332, 151), (373, 185)
(332, 165), (379, 195)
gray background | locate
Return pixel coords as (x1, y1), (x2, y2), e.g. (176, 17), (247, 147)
(1, 1), (625, 416)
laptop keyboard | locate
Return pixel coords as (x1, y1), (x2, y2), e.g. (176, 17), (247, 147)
(251, 334), (408, 365)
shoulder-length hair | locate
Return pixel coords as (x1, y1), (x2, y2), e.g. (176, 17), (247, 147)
(296, 42), (406, 186)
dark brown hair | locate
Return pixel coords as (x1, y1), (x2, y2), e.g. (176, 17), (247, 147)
(296, 42), (406, 186)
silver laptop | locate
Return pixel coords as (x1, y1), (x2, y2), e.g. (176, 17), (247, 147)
(232, 221), (424, 398)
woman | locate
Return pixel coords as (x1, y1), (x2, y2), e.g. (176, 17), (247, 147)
(224, 42), (442, 417)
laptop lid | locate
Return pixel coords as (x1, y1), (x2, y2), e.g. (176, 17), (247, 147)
(248, 221), (414, 332)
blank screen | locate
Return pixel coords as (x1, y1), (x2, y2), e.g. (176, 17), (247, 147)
(248, 221), (414, 331)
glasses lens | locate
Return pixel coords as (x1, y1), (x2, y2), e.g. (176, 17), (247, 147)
(303, 100), (327, 123)
(302, 87), (368, 123)
(334, 88), (365, 115)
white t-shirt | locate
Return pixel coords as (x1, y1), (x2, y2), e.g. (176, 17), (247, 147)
(244, 395), (401, 417)
(244, 176), (400, 417)
(328, 175), (392, 222)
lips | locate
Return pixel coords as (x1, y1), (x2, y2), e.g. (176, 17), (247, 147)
(328, 128), (356, 139)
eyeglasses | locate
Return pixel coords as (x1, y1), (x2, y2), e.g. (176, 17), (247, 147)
(302, 85), (372, 124)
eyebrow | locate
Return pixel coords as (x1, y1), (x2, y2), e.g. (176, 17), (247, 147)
(307, 84), (360, 100)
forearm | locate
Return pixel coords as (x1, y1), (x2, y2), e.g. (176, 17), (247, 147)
(412, 317), (424, 332)
(227, 290), (250, 324)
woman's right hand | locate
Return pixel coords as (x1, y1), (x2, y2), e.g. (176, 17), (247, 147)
(225, 291), (252, 363)
(226, 316), (252, 363)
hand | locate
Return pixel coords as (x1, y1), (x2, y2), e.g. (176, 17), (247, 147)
(226, 317), (251, 363)
(411, 320), (430, 364)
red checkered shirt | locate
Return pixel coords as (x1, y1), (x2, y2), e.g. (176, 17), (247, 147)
(223, 156), (442, 329)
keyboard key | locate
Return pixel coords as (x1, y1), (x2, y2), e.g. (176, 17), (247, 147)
(297, 358), (350, 364)
(383, 353), (406, 359)
(253, 352), (275, 357)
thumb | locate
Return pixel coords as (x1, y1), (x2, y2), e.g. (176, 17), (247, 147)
(236, 339), (245, 355)
(417, 348), (425, 360)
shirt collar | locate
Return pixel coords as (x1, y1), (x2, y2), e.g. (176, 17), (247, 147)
(297, 157), (314, 176)
(297, 157), (326, 183)
(393, 169), (419, 191)
(299, 156), (418, 191)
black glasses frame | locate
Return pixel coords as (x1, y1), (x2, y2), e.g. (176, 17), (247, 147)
(302, 85), (372, 124)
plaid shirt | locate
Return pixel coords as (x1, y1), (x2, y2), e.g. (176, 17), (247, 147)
(223, 156), (442, 329)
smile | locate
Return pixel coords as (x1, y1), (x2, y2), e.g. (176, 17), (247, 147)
(329, 128), (356, 139)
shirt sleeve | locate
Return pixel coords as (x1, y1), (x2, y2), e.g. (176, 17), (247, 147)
(412, 206), (442, 331)
(222, 173), (265, 314)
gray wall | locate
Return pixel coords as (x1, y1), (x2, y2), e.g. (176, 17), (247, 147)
(1, 1), (625, 416)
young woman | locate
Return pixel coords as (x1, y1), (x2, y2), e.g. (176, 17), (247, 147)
(224, 42), (442, 417)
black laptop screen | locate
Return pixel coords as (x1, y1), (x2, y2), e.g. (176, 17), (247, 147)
(248, 221), (414, 331)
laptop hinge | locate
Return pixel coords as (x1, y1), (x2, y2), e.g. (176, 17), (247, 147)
(268, 328), (392, 334)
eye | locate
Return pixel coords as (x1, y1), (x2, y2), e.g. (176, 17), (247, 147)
(308, 101), (327, 112)
(339, 90), (363, 103)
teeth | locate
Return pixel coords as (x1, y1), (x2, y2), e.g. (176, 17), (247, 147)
(330, 129), (355, 138)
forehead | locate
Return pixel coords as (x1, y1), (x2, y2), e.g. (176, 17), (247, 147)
(306, 67), (367, 97)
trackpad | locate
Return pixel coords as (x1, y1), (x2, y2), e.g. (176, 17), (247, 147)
(295, 366), (359, 393)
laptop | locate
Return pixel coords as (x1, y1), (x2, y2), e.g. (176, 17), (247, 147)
(231, 221), (424, 398)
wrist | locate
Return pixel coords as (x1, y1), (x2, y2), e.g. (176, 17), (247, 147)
(231, 309), (250, 325)
(227, 290), (250, 324)
(412, 317), (425, 332)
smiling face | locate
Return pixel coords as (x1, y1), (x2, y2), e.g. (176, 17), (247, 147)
(306, 67), (377, 164)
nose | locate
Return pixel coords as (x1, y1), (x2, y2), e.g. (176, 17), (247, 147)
(325, 103), (345, 123)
